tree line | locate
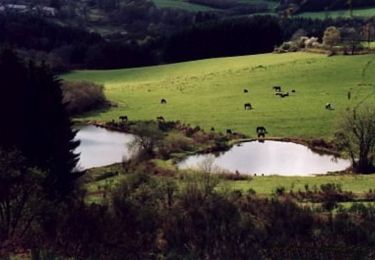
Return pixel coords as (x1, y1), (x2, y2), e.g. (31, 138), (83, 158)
(0, 12), (372, 72)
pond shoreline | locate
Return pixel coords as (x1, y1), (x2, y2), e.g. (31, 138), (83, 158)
(74, 119), (351, 175)
(81, 120), (342, 157)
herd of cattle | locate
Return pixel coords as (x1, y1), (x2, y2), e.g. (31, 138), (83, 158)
(117, 85), (348, 138)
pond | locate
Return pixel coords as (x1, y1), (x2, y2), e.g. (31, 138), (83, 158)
(74, 125), (136, 169)
(178, 140), (351, 176)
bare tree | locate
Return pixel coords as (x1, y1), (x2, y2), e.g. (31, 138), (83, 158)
(198, 156), (220, 195)
(335, 106), (375, 173)
(129, 122), (164, 159)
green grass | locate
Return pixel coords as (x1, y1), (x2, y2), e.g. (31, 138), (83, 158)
(84, 163), (375, 202)
(63, 52), (375, 139)
(223, 174), (375, 195)
(151, 0), (277, 12)
(297, 7), (375, 19)
(152, 0), (217, 11)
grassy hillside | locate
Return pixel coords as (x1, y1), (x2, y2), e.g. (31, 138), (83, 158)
(63, 52), (375, 139)
(297, 7), (375, 19)
(152, 0), (278, 12)
(152, 0), (217, 11)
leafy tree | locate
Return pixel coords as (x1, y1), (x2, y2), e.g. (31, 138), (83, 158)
(335, 106), (375, 173)
(0, 49), (81, 199)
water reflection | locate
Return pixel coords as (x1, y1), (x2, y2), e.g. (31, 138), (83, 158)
(74, 125), (135, 169)
(178, 141), (351, 176)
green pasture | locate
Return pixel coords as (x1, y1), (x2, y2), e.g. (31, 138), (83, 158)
(151, 0), (277, 12)
(152, 0), (216, 11)
(297, 7), (375, 19)
(224, 174), (375, 195)
(63, 52), (375, 139)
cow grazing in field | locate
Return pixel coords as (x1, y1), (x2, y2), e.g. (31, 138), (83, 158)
(325, 103), (334, 110)
(280, 92), (289, 98)
(244, 89), (248, 93)
(226, 129), (232, 135)
(256, 126), (267, 138)
(210, 127), (215, 132)
(160, 98), (167, 104)
(291, 89), (296, 93)
(156, 116), (165, 121)
(244, 103), (252, 110)
(273, 86), (282, 92)
(119, 115), (128, 123)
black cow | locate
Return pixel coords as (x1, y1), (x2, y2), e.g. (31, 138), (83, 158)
(119, 115), (128, 123)
(325, 103), (334, 110)
(256, 126), (267, 138)
(280, 92), (289, 98)
(291, 89), (296, 93)
(244, 89), (248, 93)
(226, 129), (232, 135)
(244, 103), (252, 110)
(273, 86), (282, 92)
(210, 127), (215, 132)
(156, 116), (165, 121)
(161, 98), (167, 104)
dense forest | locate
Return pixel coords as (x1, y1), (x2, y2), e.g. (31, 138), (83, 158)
(0, 11), (371, 71)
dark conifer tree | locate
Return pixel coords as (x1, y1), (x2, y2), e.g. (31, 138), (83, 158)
(0, 49), (81, 199)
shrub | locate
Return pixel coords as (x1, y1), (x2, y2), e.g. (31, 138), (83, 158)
(62, 81), (109, 116)
(94, 172), (119, 182)
(274, 186), (286, 197)
(163, 132), (194, 153)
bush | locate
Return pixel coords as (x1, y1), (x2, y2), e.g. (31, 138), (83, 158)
(163, 132), (194, 153)
(62, 81), (109, 116)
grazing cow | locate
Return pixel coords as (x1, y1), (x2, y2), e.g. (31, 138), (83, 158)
(273, 86), (282, 92)
(244, 89), (248, 93)
(291, 89), (296, 93)
(156, 116), (165, 121)
(256, 126), (267, 138)
(280, 92), (289, 98)
(119, 115), (128, 123)
(325, 103), (334, 110)
(160, 98), (167, 104)
(244, 103), (252, 110)
(256, 126), (267, 134)
(210, 127), (215, 132)
(226, 129), (232, 135)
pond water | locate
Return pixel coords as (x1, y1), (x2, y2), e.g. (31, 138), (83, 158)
(74, 125), (136, 169)
(178, 141), (351, 176)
